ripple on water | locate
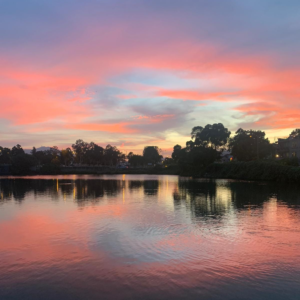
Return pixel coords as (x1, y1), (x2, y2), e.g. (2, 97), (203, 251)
(0, 176), (300, 300)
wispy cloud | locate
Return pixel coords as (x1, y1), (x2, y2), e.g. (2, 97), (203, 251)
(1, 0), (300, 148)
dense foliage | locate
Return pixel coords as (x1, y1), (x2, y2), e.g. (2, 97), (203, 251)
(70, 140), (126, 166)
(1, 125), (300, 178)
(289, 128), (300, 139)
(172, 123), (231, 170)
(204, 161), (300, 182)
(143, 146), (162, 164)
(191, 123), (231, 149)
(127, 153), (145, 167)
(10, 154), (37, 175)
(0, 141), (164, 174)
(229, 129), (272, 161)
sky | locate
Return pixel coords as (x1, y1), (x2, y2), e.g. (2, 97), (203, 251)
(1, 0), (300, 155)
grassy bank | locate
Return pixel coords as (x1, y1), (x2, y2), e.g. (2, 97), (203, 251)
(6, 162), (300, 182)
(65, 162), (300, 182)
(1, 165), (180, 176)
(39, 165), (180, 176)
(202, 161), (300, 182)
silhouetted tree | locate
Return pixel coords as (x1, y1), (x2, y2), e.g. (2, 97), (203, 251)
(163, 157), (175, 167)
(85, 143), (104, 165)
(11, 144), (25, 156)
(172, 145), (182, 162)
(11, 154), (37, 175)
(128, 154), (145, 167)
(72, 139), (89, 164)
(0, 147), (11, 164)
(191, 123), (231, 149)
(31, 147), (37, 156)
(289, 129), (300, 139)
(127, 152), (134, 160)
(35, 150), (52, 165)
(229, 128), (272, 161)
(61, 148), (74, 166)
(104, 144), (125, 166)
(143, 146), (162, 164)
(171, 124), (229, 169)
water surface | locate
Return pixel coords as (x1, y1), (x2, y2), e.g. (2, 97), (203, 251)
(0, 175), (300, 299)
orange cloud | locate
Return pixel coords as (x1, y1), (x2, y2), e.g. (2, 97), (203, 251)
(66, 122), (138, 134)
(65, 114), (176, 134)
(235, 101), (300, 130)
(158, 90), (233, 101)
(0, 63), (93, 125)
(1, 23), (300, 142)
(133, 114), (175, 123)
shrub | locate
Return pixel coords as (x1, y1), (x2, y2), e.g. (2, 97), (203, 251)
(203, 161), (300, 182)
(39, 163), (61, 175)
(11, 154), (37, 175)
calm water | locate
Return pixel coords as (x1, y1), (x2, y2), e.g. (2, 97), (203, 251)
(0, 175), (300, 300)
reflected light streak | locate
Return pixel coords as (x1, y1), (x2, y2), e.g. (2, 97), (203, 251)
(0, 175), (300, 300)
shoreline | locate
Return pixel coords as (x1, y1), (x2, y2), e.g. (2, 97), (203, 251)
(2, 161), (300, 183)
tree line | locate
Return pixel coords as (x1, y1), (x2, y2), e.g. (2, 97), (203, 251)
(0, 140), (162, 174)
(1, 124), (299, 174)
(171, 123), (298, 170)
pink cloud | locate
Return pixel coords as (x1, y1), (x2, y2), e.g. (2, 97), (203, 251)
(158, 90), (234, 101)
(66, 122), (138, 134)
(133, 114), (175, 123)
(0, 62), (93, 125)
(1, 18), (300, 144)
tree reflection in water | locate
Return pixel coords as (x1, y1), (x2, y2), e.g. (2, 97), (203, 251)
(0, 179), (123, 206)
(0, 177), (161, 206)
(173, 179), (300, 220)
(0, 175), (300, 300)
(1, 177), (300, 213)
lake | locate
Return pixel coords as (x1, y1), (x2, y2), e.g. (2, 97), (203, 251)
(0, 175), (300, 300)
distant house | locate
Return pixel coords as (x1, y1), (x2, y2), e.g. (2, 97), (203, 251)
(117, 162), (129, 169)
(277, 137), (300, 160)
(219, 150), (233, 163)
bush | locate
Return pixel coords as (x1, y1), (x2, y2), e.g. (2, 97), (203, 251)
(203, 161), (300, 182)
(277, 157), (299, 167)
(11, 154), (37, 175)
(39, 163), (61, 175)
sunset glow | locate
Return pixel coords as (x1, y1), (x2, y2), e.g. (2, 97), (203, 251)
(1, 1), (300, 151)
